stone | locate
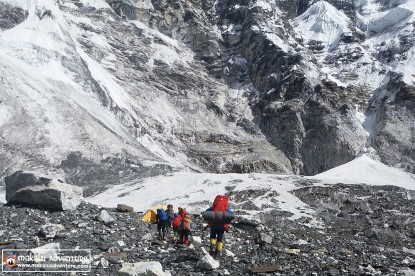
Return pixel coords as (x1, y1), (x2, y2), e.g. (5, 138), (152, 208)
(96, 210), (116, 226)
(191, 236), (202, 244)
(98, 243), (110, 252)
(196, 254), (220, 270)
(103, 252), (128, 264)
(225, 249), (235, 257)
(258, 233), (273, 245)
(99, 257), (109, 268)
(118, 261), (171, 276)
(116, 204), (134, 212)
(78, 222), (88, 228)
(142, 233), (153, 241)
(5, 171), (83, 211)
(39, 223), (66, 239)
(251, 264), (279, 273)
(285, 248), (301, 255)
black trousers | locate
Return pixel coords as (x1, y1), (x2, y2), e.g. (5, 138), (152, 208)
(157, 221), (167, 238)
(180, 229), (190, 242)
(210, 228), (225, 242)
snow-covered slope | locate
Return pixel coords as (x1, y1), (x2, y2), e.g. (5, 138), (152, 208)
(0, 0), (298, 186)
(87, 154), (415, 219)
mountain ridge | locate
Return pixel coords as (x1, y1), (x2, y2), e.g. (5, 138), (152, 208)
(0, 0), (414, 190)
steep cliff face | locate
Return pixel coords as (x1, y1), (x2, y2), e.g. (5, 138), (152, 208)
(0, 0), (413, 188)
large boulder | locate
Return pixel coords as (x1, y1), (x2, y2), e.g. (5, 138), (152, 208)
(118, 261), (171, 276)
(116, 204), (134, 212)
(5, 171), (83, 211)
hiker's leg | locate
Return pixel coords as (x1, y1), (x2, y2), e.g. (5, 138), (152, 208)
(215, 229), (225, 258)
(209, 229), (217, 256)
(157, 222), (162, 240)
(180, 230), (184, 244)
(162, 224), (166, 240)
(173, 228), (178, 241)
(184, 230), (190, 245)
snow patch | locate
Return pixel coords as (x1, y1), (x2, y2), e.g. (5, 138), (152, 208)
(78, 0), (110, 9)
(314, 154), (415, 190)
(396, 45), (415, 85)
(250, 0), (272, 12)
(0, 105), (13, 126)
(265, 33), (288, 52)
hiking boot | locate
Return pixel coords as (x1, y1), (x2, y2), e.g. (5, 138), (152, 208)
(209, 243), (216, 256)
(214, 249), (222, 259)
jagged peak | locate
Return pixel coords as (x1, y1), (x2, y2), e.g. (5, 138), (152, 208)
(292, 0), (351, 47)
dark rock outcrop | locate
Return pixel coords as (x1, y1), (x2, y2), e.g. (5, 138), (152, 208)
(5, 171), (83, 211)
(0, 2), (27, 30)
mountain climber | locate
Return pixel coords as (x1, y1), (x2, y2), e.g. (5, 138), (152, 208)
(178, 206), (186, 218)
(166, 204), (174, 231)
(156, 208), (168, 241)
(172, 213), (182, 242)
(202, 195), (234, 259)
(179, 214), (192, 246)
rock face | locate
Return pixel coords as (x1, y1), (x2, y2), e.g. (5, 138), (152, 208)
(0, 2), (27, 30)
(369, 77), (415, 174)
(0, 0), (414, 188)
(5, 171), (83, 211)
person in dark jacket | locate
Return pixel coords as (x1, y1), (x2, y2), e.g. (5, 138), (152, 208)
(166, 204), (174, 232)
(202, 206), (233, 259)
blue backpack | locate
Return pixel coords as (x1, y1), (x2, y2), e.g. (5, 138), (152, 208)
(157, 209), (168, 221)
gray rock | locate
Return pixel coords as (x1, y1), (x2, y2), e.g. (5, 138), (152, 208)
(96, 210), (116, 226)
(39, 223), (66, 239)
(99, 257), (109, 268)
(118, 261), (171, 276)
(258, 233), (273, 245)
(5, 171), (83, 211)
(117, 204), (134, 212)
(369, 78), (415, 174)
(196, 254), (220, 270)
(78, 222), (88, 228)
(103, 252), (128, 264)
(142, 233), (153, 242)
(0, 2), (27, 30)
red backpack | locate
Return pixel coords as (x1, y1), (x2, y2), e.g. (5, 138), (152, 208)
(212, 195), (228, 211)
(180, 215), (191, 231)
(172, 215), (182, 228)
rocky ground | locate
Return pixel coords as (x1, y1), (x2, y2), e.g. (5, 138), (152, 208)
(0, 183), (414, 275)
